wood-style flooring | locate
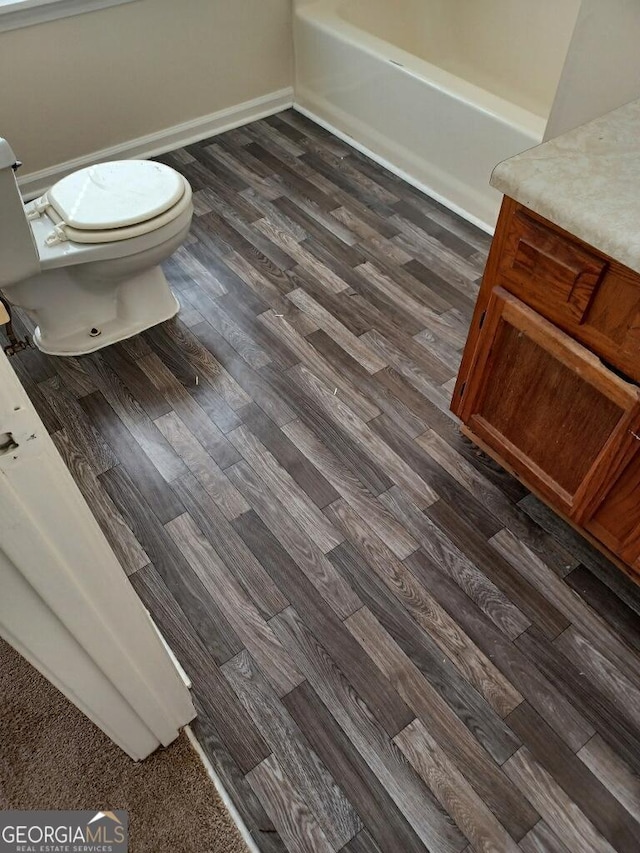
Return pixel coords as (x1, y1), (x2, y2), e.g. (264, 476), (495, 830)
(11, 110), (640, 853)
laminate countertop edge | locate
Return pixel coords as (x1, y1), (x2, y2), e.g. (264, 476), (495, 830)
(490, 98), (640, 275)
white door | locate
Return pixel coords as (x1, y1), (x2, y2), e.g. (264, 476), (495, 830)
(0, 334), (195, 760)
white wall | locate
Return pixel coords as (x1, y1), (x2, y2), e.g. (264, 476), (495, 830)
(545, 0), (640, 139)
(0, 0), (293, 176)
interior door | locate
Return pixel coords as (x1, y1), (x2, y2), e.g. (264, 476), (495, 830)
(0, 334), (195, 760)
(459, 287), (640, 518)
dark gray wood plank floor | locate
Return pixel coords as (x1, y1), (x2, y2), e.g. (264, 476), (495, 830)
(11, 110), (640, 853)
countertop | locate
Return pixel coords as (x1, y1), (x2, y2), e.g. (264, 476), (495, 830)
(490, 99), (640, 274)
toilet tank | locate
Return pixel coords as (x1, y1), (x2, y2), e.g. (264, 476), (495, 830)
(0, 139), (40, 289)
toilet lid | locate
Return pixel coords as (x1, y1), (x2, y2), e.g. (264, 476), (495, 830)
(47, 160), (185, 230)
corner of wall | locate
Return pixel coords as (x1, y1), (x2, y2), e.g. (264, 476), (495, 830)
(545, 0), (640, 139)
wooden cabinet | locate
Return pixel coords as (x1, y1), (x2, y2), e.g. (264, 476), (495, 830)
(586, 448), (640, 570)
(488, 200), (640, 385)
(458, 286), (640, 517)
(497, 208), (608, 326)
(453, 198), (640, 582)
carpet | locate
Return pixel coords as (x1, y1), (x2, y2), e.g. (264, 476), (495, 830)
(0, 638), (248, 853)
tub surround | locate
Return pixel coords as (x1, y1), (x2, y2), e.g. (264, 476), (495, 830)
(491, 99), (640, 274)
(454, 100), (640, 582)
(294, 0), (579, 230)
(335, 0), (580, 119)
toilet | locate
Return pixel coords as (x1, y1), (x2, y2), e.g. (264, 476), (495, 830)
(0, 138), (193, 356)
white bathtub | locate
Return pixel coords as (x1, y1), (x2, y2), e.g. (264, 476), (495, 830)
(294, 0), (580, 230)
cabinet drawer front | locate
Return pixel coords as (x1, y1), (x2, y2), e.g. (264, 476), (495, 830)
(499, 210), (607, 324)
(459, 288), (640, 516)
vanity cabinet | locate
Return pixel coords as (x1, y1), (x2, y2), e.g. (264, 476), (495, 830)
(586, 448), (640, 571)
(453, 197), (640, 581)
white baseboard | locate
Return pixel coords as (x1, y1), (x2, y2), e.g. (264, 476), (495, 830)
(18, 87), (492, 237)
(186, 726), (261, 853)
(148, 611), (192, 689)
(293, 103), (495, 236)
(18, 87), (294, 199)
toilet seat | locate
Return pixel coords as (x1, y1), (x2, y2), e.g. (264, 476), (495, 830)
(27, 160), (192, 245)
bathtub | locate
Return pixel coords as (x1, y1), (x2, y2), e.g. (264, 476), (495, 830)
(294, 0), (580, 230)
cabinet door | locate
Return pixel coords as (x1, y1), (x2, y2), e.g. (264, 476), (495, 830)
(459, 288), (640, 517)
(583, 444), (640, 570)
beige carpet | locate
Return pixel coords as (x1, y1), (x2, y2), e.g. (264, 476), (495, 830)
(0, 638), (248, 853)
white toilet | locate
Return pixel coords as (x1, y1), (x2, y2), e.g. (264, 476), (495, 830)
(0, 138), (194, 356)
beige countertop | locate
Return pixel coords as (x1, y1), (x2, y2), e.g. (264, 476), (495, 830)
(490, 99), (640, 274)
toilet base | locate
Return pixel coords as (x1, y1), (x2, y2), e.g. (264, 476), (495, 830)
(33, 294), (180, 356)
(29, 265), (180, 356)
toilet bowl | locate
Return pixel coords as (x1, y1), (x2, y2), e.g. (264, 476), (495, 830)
(0, 139), (194, 356)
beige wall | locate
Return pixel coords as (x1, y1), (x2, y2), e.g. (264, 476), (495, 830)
(0, 0), (293, 174)
(545, 0), (640, 139)
(458, 0), (581, 118)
